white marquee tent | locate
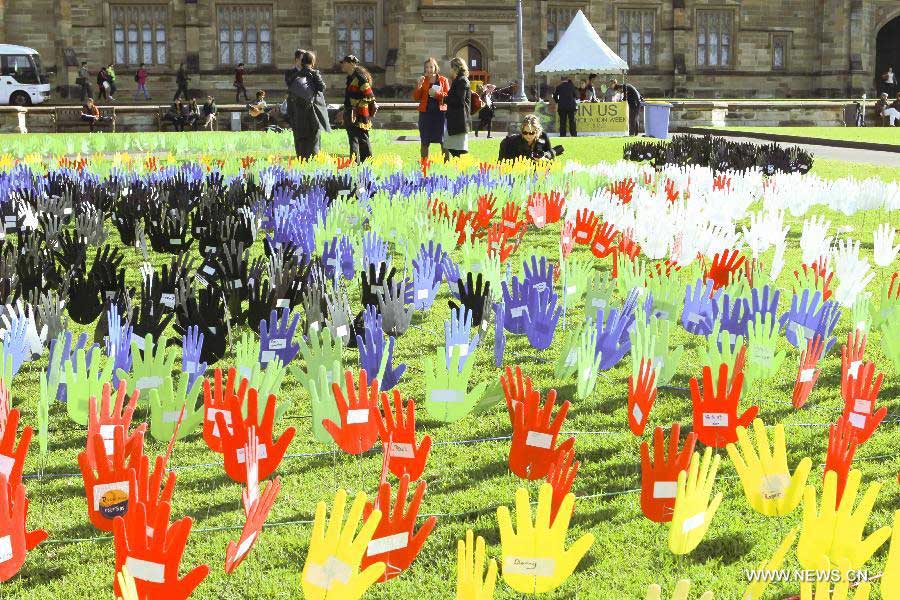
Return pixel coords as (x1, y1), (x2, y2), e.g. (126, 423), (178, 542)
(535, 10), (629, 75)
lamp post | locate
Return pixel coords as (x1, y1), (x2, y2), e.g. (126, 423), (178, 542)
(513, 0), (529, 101)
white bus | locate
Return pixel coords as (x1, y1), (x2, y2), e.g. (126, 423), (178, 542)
(0, 44), (51, 106)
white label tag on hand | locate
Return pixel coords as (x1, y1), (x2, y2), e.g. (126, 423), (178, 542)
(502, 556), (556, 578)
(760, 473), (790, 500)
(429, 389), (464, 403)
(160, 293), (176, 308)
(207, 407), (232, 436)
(799, 368), (815, 383)
(631, 403), (644, 425)
(0, 454), (15, 478)
(276, 298), (291, 309)
(335, 325), (348, 338)
(125, 557), (165, 583)
(236, 444), (268, 463)
(0, 536), (12, 564)
(304, 556), (352, 589)
(848, 412), (867, 429)
(388, 442), (414, 458)
(346, 409), (370, 424)
(235, 531), (258, 560)
(653, 481), (678, 499)
(417, 288), (429, 300)
(564, 349), (577, 367)
(525, 431), (552, 449)
(93, 481), (130, 510)
(681, 512), (706, 533)
(135, 376), (164, 390)
(702, 412), (728, 427)
(367, 532), (409, 556)
(848, 360), (862, 379)
(260, 350), (275, 364)
(853, 399), (872, 414)
(100, 424), (117, 455)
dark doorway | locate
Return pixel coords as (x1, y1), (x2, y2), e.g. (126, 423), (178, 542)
(875, 16), (900, 95)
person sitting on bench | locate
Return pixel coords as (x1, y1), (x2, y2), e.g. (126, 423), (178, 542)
(248, 90), (273, 129)
(498, 114), (564, 162)
(80, 98), (113, 133)
(201, 95), (217, 130)
(166, 99), (188, 131)
(876, 92), (900, 126)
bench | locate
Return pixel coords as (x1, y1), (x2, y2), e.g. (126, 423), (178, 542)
(55, 106), (116, 133)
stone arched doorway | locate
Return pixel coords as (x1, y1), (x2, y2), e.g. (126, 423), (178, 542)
(456, 43), (485, 72)
(875, 15), (900, 95)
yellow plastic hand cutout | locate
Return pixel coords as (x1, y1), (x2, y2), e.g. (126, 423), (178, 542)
(881, 510), (899, 596)
(799, 557), (872, 600)
(726, 418), (811, 516)
(797, 470), (891, 573)
(301, 488), (385, 600)
(742, 527), (797, 600)
(669, 447), (723, 555)
(456, 529), (497, 600)
(496, 482), (594, 594)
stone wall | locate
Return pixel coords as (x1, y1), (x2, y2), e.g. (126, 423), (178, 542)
(3, 0), (899, 103)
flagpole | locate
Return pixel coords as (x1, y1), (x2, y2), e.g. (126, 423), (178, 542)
(513, 0), (529, 102)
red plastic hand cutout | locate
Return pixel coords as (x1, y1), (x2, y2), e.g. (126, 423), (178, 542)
(216, 387), (295, 483)
(560, 221), (575, 260)
(202, 368), (245, 454)
(824, 418), (858, 508)
(690, 363), (758, 448)
(322, 368), (381, 455)
(573, 209), (598, 245)
(590, 221), (618, 260)
(225, 476), (282, 574)
(640, 424), (697, 523)
(628, 358), (657, 436)
(78, 426), (142, 532)
(500, 202), (524, 239)
(0, 409), (32, 494)
(546, 191), (565, 223)
(508, 388), (574, 480)
(704, 249), (745, 290)
(375, 389), (432, 482)
(113, 502), (209, 599)
(474, 194), (497, 232)
(793, 335), (825, 408)
(839, 361), (886, 445)
(0, 475), (47, 582)
(130, 454), (176, 540)
(840, 330), (867, 405)
(546, 447), (579, 526)
(501, 365), (536, 421)
(361, 475), (436, 581)
(86, 380), (146, 471)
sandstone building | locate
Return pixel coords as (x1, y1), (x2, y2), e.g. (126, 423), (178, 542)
(1, 0), (899, 101)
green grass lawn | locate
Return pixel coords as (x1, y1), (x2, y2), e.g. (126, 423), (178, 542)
(714, 127), (900, 146)
(3, 129), (898, 184)
(0, 133), (897, 599)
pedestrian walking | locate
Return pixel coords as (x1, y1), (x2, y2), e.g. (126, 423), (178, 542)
(552, 76), (578, 136)
(134, 63), (150, 101)
(77, 61), (92, 102)
(285, 49), (331, 159)
(174, 63), (189, 101)
(96, 66), (111, 101)
(616, 82), (644, 136)
(473, 83), (496, 138)
(339, 55), (376, 163)
(106, 63), (118, 99)
(412, 57), (449, 159)
(443, 56), (471, 159)
(234, 63), (249, 102)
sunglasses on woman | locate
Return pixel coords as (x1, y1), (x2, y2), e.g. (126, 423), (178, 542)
(521, 129), (538, 136)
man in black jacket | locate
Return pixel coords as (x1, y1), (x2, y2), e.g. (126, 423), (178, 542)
(616, 82), (644, 136)
(285, 49), (332, 158)
(174, 64), (189, 101)
(552, 76), (579, 136)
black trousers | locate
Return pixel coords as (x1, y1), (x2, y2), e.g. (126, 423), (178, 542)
(235, 84), (249, 103)
(558, 109), (577, 136)
(628, 103), (641, 136)
(173, 83), (189, 101)
(347, 125), (372, 163)
(293, 128), (321, 160)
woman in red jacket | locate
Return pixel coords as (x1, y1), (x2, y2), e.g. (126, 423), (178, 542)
(412, 57), (450, 160)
